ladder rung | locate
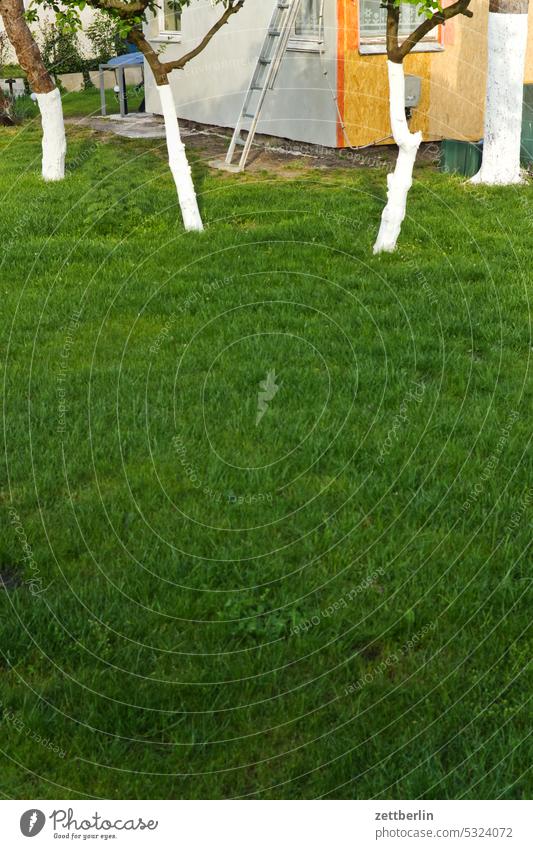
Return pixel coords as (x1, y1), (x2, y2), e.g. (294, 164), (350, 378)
(224, 0), (300, 171)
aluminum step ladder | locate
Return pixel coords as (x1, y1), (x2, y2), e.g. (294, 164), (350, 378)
(214, 0), (302, 172)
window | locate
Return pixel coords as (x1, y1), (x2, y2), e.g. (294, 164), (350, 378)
(359, 0), (440, 52)
(159, 0), (181, 35)
(294, 0), (321, 40)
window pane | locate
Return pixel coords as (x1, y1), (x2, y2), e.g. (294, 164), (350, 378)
(163, 0), (181, 32)
(360, 0), (426, 40)
(295, 0), (321, 38)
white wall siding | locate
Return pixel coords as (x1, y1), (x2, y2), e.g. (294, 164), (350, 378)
(144, 0), (338, 148)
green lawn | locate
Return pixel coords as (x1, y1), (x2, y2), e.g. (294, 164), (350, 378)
(0, 112), (531, 800)
(13, 85), (145, 121)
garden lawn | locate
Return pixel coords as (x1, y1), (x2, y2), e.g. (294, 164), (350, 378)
(0, 114), (531, 799)
(12, 85), (145, 122)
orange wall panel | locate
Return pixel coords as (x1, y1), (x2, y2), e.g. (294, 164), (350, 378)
(336, 0), (533, 148)
(336, 0), (346, 147)
(337, 0), (430, 147)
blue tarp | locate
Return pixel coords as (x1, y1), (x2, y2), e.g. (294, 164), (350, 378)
(105, 52), (144, 68)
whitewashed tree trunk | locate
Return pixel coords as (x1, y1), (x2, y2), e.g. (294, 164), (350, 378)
(157, 84), (203, 232)
(0, 0), (67, 181)
(471, 2), (529, 185)
(35, 88), (66, 182)
(374, 61), (422, 254)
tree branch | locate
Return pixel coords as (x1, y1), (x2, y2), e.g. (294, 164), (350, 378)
(396, 0), (473, 61)
(163, 0), (244, 72)
(90, 0), (149, 14)
(129, 26), (169, 84)
(115, 1), (246, 87)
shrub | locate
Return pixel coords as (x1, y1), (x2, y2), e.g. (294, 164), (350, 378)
(85, 13), (128, 67)
(39, 21), (85, 76)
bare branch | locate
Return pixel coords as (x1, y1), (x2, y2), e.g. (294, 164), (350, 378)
(123, 1), (247, 87)
(163, 0), (245, 72)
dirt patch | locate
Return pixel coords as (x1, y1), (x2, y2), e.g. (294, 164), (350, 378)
(176, 118), (440, 174)
(66, 113), (442, 176)
(181, 118), (396, 174)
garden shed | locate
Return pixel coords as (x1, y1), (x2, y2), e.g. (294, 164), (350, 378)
(142, 0), (533, 149)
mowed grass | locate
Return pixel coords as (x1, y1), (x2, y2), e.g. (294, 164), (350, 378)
(13, 85), (145, 122)
(0, 111), (531, 800)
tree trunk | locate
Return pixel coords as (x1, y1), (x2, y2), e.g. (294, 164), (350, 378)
(373, 61), (422, 254)
(36, 88), (67, 181)
(128, 28), (203, 232)
(0, 0), (66, 180)
(157, 83), (204, 232)
(471, 0), (529, 185)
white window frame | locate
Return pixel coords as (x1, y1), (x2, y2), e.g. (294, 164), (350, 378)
(288, 0), (322, 53)
(156, 0), (182, 43)
(358, 0), (443, 55)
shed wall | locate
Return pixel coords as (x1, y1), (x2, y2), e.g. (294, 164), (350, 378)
(144, 0), (339, 148)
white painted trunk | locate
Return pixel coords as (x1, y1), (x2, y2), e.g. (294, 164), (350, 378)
(471, 11), (528, 185)
(374, 61), (422, 254)
(35, 88), (66, 181)
(157, 84), (203, 232)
